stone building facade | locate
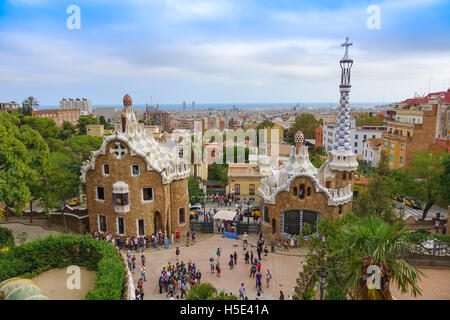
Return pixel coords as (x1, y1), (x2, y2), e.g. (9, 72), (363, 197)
(81, 94), (190, 237)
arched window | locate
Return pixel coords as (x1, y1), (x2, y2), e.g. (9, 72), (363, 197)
(307, 187), (311, 196)
(293, 187), (297, 196)
(339, 205), (343, 215)
(299, 184), (305, 199)
(348, 172), (353, 180)
(343, 173), (347, 181)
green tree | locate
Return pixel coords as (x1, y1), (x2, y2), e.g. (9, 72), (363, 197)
(20, 115), (62, 152)
(99, 116), (114, 130)
(355, 116), (384, 126)
(60, 121), (76, 140)
(334, 216), (423, 300)
(41, 150), (82, 231)
(288, 114), (319, 143)
(440, 156), (450, 206)
(353, 150), (398, 224)
(64, 135), (103, 161)
(188, 177), (205, 204)
(21, 96), (39, 115)
(0, 113), (49, 218)
(76, 115), (99, 135)
(396, 151), (448, 219)
(185, 283), (237, 300)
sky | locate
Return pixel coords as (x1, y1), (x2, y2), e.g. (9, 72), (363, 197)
(1, 0), (450, 106)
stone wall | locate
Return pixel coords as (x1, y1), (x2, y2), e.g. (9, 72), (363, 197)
(261, 175), (352, 241)
(85, 140), (189, 237)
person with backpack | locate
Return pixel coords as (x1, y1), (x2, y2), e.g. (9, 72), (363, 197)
(216, 261), (221, 277)
(249, 264), (256, 278)
(209, 257), (215, 273)
(216, 248), (222, 260)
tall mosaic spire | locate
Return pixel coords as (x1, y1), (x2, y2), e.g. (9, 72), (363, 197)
(334, 37), (353, 152)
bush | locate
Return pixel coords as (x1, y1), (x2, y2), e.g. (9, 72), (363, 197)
(0, 233), (125, 300)
(303, 287), (316, 300)
(0, 227), (14, 249)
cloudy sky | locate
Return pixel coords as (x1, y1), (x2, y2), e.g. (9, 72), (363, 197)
(1, 0), (450, 106)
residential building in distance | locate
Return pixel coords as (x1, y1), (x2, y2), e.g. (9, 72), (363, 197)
(227, 158), (272, 201)
(0, 101), (19, 113)
(143, 105), (170, 133)
(32, 108), (80, 127)
(362, 138), (382, 167)
(323, 120), (386, 157)
(380, 89), (450, 169)
(80, 94), (191, 237)
(60, 98), (92, 115)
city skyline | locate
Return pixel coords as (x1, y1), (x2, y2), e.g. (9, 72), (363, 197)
(1, 0), (450, 105)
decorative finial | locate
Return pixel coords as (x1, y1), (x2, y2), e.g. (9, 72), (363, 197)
(341, 37), (353, 60)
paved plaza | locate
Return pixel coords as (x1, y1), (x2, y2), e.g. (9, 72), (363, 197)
(391, 267), (450, 300)
(126, 233), (305, 300)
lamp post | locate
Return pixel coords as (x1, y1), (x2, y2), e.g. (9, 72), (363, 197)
(318, 267), (328, 300)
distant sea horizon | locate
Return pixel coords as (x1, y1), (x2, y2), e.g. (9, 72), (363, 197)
(36, 101), (388, 111)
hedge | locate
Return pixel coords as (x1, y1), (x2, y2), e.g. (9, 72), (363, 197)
(0, 227), (14, 249)
(407, 230), (450, 244)
(0, 233), (125, 300)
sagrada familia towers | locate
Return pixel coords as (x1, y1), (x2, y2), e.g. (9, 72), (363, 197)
(259, 37), (358, 240)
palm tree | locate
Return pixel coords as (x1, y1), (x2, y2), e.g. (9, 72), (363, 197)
(334, 216), (423, 300)
(185, 283), (217, 300)
(22, 96), (39, 115)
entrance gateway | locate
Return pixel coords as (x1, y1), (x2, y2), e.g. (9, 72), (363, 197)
(280, 209), (321, 238)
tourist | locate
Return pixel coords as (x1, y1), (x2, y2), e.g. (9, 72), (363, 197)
(249, 263), (256, 278)
(250, 251), (254, 263)
(168, 293), (176, 300)
(264, 246), (269, 260)
(132, 255), (136, 274)
(229, 254), (234, 270)
(216, 261), (221, 277)
(279, 291), (285, 300)
(171, 232), (174, 245)
(239, 283), (246, 300)
(209, 257), (215, 273)
(196, 270), (202, 285)
(266, 270), (272, 288)
(257, 246), (262, 261)
(284, 240), (289, 251)
(244, 251), (250, 264)
(141, 265), (146, 281)
(256, 271), (263, 291)
(180, 280), (186, 299)
(176, 247), (180, 261)
(216, 247), (222, 260)
(290, 236), (295, 248)
(233, 251), (238, 265)
(141, 254), (146, 266)
(257, 260), (261, 273)
(139, 285), (144, 300)
(135, 288), (140, 300)
(255, 291), (262, 300)
(158, 275), (164, 294)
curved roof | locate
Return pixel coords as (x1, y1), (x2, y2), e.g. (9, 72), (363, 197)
(80, 107), (190, 185)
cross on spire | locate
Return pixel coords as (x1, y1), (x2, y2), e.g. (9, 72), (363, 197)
(341, 36), (353, 59)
